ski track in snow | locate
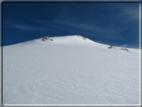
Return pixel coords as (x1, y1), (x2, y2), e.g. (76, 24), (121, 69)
(3, 35), (139, 104)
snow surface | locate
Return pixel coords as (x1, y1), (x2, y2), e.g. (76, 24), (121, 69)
(3, 35), (139, 104)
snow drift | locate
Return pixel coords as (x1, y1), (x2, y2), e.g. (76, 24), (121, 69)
(3, 35), (140, 104)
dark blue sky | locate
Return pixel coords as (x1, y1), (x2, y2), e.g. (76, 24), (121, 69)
(3, 2), (139, 48)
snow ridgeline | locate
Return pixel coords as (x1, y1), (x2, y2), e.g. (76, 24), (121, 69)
(3, 35), (139, 104)
(36, 35), (131, 52)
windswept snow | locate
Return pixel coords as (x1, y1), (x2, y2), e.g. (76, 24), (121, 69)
(3, 35), (139, 104)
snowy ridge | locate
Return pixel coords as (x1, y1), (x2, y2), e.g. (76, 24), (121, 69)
(7, 35), (106, 47)
(3, 35), (139, 104)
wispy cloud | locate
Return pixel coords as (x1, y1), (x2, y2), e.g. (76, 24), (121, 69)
(54, 20), (120, 39)
(33, 18), (121, 41)
(13, 24), (45, 30)
(3, 20), (48, 31)
(122, 6), (139, 20)
(119, 44), (139, 49)
(114, 4), (139, 23)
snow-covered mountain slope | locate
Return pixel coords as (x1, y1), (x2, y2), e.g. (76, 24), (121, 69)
(3, 35), (140, 104)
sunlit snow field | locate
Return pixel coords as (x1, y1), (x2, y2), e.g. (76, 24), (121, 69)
(3, 35), (139, 104)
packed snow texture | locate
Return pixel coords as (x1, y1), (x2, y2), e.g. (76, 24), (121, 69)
(3, 35), (139, 104)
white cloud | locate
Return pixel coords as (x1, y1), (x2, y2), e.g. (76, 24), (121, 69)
(13, 24), (44, 30)
(54, 20), (120, 40)
(4, 20), (48, 31)
(120, 44), (139, 49)
(115, 4), (139, 23)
